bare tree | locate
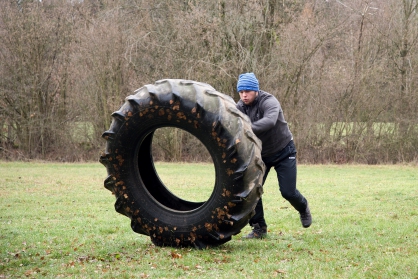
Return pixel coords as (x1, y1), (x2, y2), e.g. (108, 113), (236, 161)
(0, 1), (74, 159)
(386, 0), (418, 161)
(1, 0), (417, 162)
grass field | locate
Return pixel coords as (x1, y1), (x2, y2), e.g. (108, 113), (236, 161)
(1, 162), (417, 278)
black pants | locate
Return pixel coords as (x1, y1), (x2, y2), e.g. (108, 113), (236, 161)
(249, 140), (308, 228)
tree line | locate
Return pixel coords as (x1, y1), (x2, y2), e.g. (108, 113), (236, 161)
(1, 0), (417, 164)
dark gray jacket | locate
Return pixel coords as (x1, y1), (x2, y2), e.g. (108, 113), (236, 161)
(236, 90), (293, 157)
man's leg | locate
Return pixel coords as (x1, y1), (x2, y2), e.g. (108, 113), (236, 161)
(243, 166), (270, 238)
(243, 198), (268, 238)
(248, 197), (267, 228)
(275, 141), (307, 212)
(275, 141), (311, 227)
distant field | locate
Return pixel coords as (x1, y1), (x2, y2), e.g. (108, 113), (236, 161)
(1, 162), (417, 278)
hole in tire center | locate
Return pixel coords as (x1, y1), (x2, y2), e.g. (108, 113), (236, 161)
(152, 127), (215, 203)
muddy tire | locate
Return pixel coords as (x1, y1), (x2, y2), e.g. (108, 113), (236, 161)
(99, 79), (265, 248)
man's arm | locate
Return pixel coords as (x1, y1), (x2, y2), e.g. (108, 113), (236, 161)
(251, 96), (280, 134)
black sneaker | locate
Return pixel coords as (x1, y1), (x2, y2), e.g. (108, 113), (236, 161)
(242, 223), (267, 239)
(300, 204), (312, 228)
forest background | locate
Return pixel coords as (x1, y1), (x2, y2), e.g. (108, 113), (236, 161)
(1, 0), (417, 164)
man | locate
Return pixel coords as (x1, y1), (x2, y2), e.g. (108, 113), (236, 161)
(235, 72), (312, 239)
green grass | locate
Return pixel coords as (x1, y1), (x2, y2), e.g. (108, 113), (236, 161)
(0, 162), (417, 278)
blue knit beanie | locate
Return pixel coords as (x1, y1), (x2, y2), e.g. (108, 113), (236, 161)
(237, 72), (259, 92)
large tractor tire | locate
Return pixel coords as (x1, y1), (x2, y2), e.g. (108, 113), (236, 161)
(99, 79), (265, 249)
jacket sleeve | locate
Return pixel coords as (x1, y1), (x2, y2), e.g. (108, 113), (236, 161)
(251, 96), (280, 135)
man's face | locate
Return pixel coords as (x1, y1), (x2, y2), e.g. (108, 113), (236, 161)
(239, 90), (258, 105)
